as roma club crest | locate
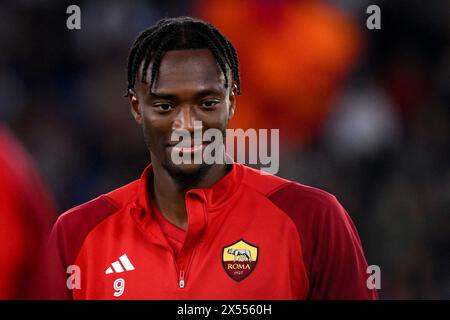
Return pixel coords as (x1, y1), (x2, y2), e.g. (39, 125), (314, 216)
(222, 239), (258, 281)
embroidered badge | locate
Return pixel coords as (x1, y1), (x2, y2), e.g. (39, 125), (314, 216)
(222, 239), (258, 281)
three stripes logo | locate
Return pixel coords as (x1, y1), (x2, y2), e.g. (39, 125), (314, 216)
(105, 254), (135, 275)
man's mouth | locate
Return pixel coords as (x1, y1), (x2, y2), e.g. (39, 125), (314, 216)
(167, 141), (209, 154)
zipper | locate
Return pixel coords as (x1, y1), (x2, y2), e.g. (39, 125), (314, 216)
(172, 191), (205, 290)
(179, 270), (185, 289)
(173, 244), (200, 289)
(172, 255), (186, 289)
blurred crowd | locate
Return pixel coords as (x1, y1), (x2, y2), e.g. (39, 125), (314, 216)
(0, 0), (449, 299)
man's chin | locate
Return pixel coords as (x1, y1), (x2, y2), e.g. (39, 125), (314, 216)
(161, 161), (213, 189)
(172, 162), (209, 174)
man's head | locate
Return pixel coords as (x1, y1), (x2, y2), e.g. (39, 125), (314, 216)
(126, 17), (240, 187)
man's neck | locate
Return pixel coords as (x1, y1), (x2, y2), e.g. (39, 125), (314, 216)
(151, 163), (228, 231)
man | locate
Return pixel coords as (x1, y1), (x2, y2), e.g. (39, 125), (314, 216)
(40, 16), (378, 299)
(0, 125), (55, 299)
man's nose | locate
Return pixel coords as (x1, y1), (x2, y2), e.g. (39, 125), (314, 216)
(173, 105), (196, 133)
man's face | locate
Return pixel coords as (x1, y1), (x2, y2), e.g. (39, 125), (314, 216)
(130, 49), (236, 182)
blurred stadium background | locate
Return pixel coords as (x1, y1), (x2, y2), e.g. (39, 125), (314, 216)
(0, 0), (449, 299)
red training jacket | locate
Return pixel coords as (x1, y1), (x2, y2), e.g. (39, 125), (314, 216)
(39, 161), (378, 300)
(0, 125), (54, 299)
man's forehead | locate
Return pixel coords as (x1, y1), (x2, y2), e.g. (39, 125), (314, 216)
(138, 49), (226, 93)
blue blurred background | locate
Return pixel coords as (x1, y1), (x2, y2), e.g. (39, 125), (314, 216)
(0, 0), (449, 299)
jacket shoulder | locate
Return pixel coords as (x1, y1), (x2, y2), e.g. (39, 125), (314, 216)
(240, 164), (291, 196)
(53, 196), (118, 265)
(267, 181), (339, 211)
(53, 180), (140, 266)
(239, 163), (339, 215)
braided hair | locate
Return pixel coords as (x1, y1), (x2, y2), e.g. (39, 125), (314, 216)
(125, 16), (241, 97)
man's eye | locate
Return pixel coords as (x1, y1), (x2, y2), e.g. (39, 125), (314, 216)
(201, 100), (219, 108)
(155, 104), (173, 112)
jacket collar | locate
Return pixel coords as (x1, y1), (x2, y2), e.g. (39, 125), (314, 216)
(133, 156), (245, 214)
(130, 157), (244, 249)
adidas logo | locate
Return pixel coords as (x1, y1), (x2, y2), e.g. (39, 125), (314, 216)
(105, 254), (135, 274)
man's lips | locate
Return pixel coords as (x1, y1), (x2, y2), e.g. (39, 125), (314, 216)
(166, 141), (209, 154)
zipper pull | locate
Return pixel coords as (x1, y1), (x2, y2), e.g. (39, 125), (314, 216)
(179, 270), (185, 289)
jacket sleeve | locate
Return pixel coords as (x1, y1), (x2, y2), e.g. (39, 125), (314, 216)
(33, 216), (74, 299)
(304, 197), (379, 299)
(269, 182), (379, 299)
(31, 196), (118, 299)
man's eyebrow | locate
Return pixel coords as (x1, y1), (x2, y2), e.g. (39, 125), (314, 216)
(149, 88), (224, 100)
(193, 88), (224, 99)
(148, 92), (178, 100)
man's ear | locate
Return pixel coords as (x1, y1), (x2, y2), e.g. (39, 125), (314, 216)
(228, 83), (237, 120)
(129, 89), (142, 125)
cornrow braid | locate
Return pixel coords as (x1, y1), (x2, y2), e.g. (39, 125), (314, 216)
(126, 20), (176, 91)
(202, 24), (241, 94)
(228, 43), (241, 94)
(147, 36), (173, 94)
(126, 27), (158, 93)
(140, 23), (178, 83)
(125, 16), (241, 97)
